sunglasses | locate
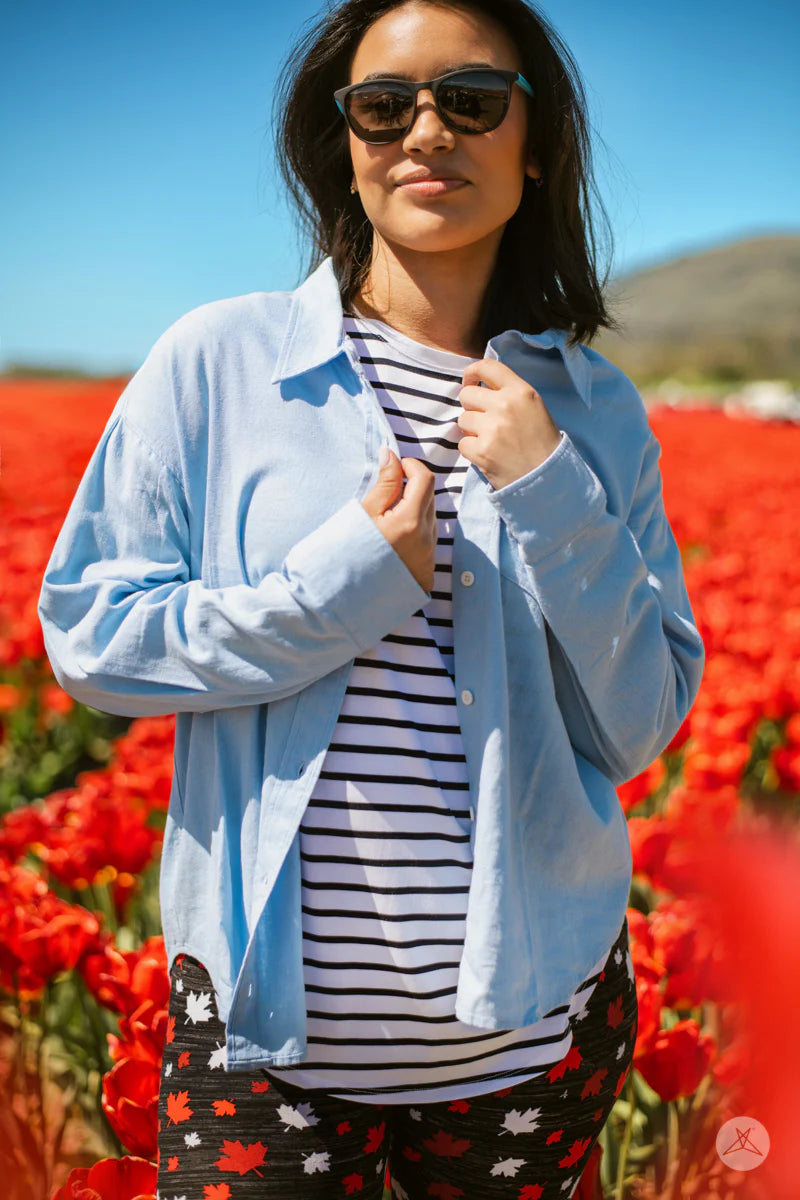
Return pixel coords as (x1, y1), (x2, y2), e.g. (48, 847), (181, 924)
(333, 67), (534, 145)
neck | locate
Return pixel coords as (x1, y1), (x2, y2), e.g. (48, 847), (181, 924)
(353, 233), (502, 359)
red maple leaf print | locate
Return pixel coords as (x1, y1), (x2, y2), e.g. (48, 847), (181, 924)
(251, 1079), (270, 1093)
(545, 1129), (563, 1145)
(213, 1099), (237, 1116)
(519, 1184), (545, 1199)
(402, 1145), (422, 1162)
(547, 1043), (582, 1081)
(214, 1140), (268, 1177)
(580, 1067), (608, 1100)
(363, 1121), (386, 1154)
(178, 1050), (191, 1069)
(167, 1156), (179, 1172)
(558, 1137), (592, 1168)
(614, 1065), (631, 1098)
(592, 1109), (604, 1122)
(166, 1090), (194, 1125)
(427, 1183), (465, 1199)
(422, 1130), (471, 1158)
(492, 1086), (514, 1097)
(607, 993), (625, 1030)
(342, 1171), (363, 1193)
(203, 1184), (232, 1199)
(337, 1120), (352, 1136)
(166, 1015), (176, 1043)
(448, 1098), (471, 1114)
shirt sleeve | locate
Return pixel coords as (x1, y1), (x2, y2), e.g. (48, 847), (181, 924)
(38, 409), (430, 720)
(486, 422), (705, 786)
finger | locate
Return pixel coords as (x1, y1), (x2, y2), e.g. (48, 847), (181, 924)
(456, 408), (484, 434)
(366, 447), (404, 509)
(461, 357), (521, 390)
(397, 456), (435, 507)
(458, 384), (497, 413)
(401, 456), (435, 485)
(457, 434), (478, 465)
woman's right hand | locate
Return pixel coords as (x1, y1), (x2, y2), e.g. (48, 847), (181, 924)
(360, 449), (437, 594)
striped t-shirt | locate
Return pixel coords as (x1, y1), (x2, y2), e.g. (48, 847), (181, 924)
(265, 311), (612, 1104)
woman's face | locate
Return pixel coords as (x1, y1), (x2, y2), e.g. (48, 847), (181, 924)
(347, 1), (541, 259)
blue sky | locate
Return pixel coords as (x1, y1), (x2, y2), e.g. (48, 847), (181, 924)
(2, 0), (798, 374)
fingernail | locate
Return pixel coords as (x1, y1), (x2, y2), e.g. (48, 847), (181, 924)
(379, 445), (391, 467)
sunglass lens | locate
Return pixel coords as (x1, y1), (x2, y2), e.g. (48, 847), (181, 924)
(438, 71), (509, 133)
(346, 82), (414, 143)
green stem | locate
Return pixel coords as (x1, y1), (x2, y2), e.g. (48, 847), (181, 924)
(74, 975), (123, 1157)
(614, 1070), (636, 1200)
(10, 973), (30, 1125)
(666, 1102), (681, 1200)
(35, 986), (51, 1198)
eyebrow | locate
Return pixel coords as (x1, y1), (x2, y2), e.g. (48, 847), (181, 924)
(357, 61), (496, 83)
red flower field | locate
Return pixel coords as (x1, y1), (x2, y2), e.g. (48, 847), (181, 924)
(0, 376), (798, 1200)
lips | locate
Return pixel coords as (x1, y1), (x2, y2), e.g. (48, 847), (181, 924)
(395, 169), (468, 186)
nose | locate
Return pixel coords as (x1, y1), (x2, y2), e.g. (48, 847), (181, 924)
(401, 88), (455, 153)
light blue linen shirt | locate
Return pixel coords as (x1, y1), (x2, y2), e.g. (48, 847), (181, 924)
(38, 255), (704, 1070)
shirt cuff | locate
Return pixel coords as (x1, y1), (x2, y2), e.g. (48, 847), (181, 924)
(486, 431), (607, 563)
(280, 496), (431, 650)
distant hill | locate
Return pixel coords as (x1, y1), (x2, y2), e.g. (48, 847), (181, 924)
(594, 232), (800, 385)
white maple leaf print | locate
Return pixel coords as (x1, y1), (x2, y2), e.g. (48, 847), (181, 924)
(376, 1158), (385, 1176)
(499, 1107), (542, 1135)
(302, 1150), (331, 1174)
(164, 1061), (173, 1077)
(409, 1108), (422, 1121)
(560, 1090), (568, 1100)
(391, 1178), (410, 1200)
(616, 1041), (627, 1061)
(560, 1176), (575, 1193)
(626, 948), (635, 985)
(277, 1100), (320, 1130)
(184, 1131), (201, 1147)
(175, 977), (184, 992)
(614, 946), (623, 968)
(184, 990), (213, 1024)
(208, 1041), (227, 1070)
(490, 1157), (526, 1177)
(572, 1003), (589, 1024)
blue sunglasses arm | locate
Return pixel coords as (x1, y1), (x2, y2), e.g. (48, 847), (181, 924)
(515, 72), (534, 99)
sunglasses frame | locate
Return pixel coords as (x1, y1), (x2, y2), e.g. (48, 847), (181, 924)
(333, 67), (534, 144)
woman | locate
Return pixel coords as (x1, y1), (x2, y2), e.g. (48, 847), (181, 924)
(39, 0), (705, 1195)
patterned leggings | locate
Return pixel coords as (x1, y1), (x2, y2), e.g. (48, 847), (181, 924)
(156, 917), (636, 1199)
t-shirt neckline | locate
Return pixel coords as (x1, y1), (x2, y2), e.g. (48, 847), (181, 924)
(347, 306), (477, 372)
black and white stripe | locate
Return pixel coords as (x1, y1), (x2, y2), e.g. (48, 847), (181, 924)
(265, 312), (610, 1104)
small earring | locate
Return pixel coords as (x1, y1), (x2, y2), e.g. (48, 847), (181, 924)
(350, 179), (358, 194)
(535, 175), (544, 189)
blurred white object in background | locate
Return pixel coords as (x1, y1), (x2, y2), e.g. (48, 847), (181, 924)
(723, 380), (800, 422)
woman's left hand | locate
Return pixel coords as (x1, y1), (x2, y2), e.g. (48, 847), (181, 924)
(457, 358), (563, 491)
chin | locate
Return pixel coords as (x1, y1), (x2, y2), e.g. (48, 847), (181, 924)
(379, 221), (500, 257)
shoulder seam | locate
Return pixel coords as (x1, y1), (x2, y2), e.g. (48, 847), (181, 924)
(118, 408), (184, 489)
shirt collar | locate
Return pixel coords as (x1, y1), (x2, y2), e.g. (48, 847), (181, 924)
(271, 255), (592, 409)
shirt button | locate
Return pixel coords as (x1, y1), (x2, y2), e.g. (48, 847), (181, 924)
(461, 689), (474, 706)
(460, 570), (475, 587)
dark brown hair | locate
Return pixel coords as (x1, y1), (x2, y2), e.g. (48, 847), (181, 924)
(273, 0), (621, 347)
